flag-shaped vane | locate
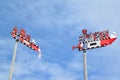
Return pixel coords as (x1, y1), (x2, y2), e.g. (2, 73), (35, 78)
(72, 29), (117, 51)
(10, 27), (42, 58)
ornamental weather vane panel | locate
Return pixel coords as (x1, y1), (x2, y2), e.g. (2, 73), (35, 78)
(11, 27), (42, 57)
(72, 29), (117, 51)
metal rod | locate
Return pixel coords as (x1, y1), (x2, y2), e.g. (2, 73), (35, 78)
(83, 50), (88, 80)
(8, 41), (18, 80)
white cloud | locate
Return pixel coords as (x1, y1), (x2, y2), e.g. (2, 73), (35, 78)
(2, 49), (84, 80)
(0, 0), (120, 80)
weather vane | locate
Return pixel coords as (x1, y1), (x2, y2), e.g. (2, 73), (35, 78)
(8, 27), (42, 80)
(72, 29), (117, 80)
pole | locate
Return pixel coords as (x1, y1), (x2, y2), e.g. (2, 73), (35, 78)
(83, 50), (88, 80)
(8, 41), (18, 80)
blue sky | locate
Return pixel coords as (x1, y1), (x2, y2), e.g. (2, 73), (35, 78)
(0, 0), (120, 80)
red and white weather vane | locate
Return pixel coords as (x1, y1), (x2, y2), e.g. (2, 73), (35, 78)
(8, 27), (42, 80)
(72, 29), (117, 80)
(10, 27), (42, 57)
(72, 29), (117, 51)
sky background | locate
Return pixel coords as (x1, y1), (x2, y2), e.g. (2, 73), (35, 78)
(0, 0), (120, 80)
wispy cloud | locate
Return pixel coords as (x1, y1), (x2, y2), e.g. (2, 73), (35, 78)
(0, 0), (120, 80)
